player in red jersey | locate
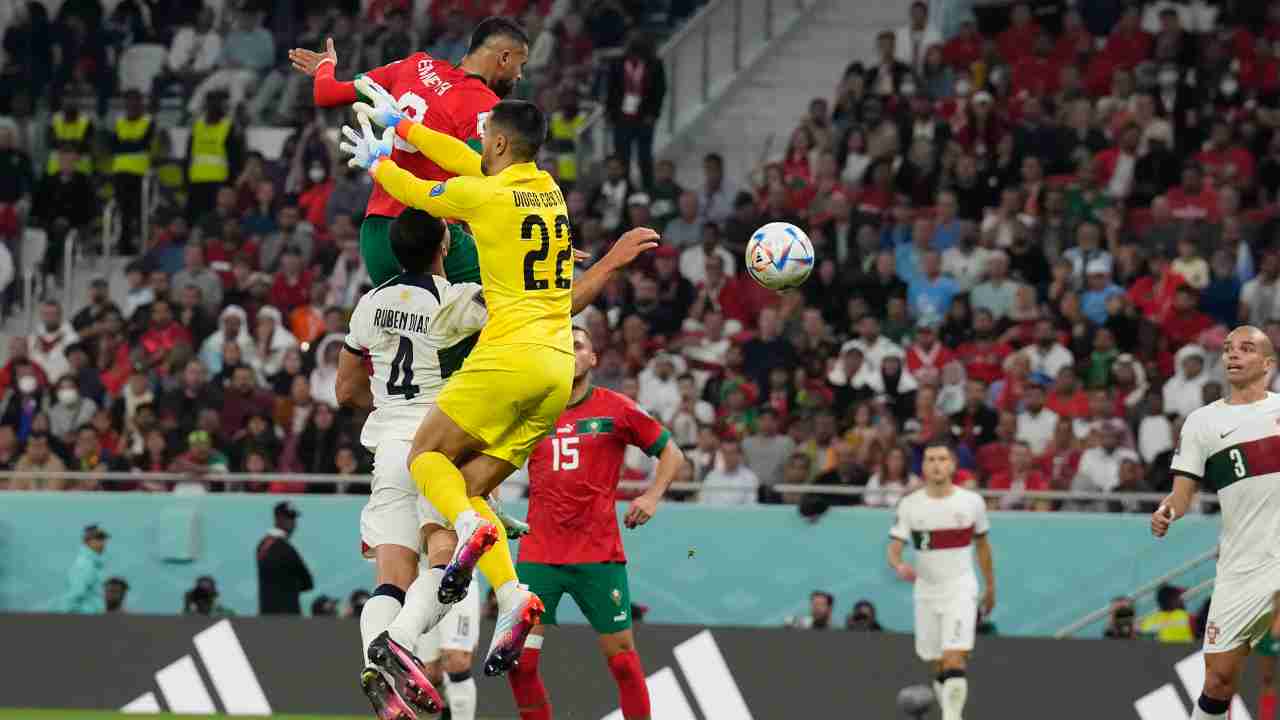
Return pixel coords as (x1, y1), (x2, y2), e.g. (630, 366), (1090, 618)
(507, 327), (685, 720)
(288, 17), (528, 286)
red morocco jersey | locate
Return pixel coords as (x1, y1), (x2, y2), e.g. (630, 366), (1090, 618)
(518, 386), (671, 565)
(360, 52), (499, 218)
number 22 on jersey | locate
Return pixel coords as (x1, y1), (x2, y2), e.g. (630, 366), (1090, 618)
(521, 213), (572, 292)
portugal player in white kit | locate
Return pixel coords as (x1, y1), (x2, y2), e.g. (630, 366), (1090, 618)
(338, 208), (492, 720)
(888, 440), (996, 720)
(1155, 325), (1280, 720)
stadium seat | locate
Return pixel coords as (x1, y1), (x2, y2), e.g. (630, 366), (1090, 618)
(117, 44), (169, 94)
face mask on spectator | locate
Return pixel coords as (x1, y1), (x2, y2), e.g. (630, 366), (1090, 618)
(57, 387), (78, 405)
(1221, 76), (1239, 97)
(308, 165), (325, 183)
(17, 376), (37, 394)
(1159, 70), (1179, 87)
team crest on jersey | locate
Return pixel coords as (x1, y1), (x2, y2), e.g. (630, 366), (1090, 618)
(430, 182), (446, 197)
(1206, 621), (1220, 644)
(611, 588), (622, 606)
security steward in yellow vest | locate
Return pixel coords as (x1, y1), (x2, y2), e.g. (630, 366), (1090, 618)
(186, 91), (241, 222)
(549, 92), (587, 190)
(111, 90), (154, 254)
(46, 101), (94, 176)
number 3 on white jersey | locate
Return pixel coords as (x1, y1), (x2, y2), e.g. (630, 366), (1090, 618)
(392, 91), (428, 153)
(552, 436), (579, 471)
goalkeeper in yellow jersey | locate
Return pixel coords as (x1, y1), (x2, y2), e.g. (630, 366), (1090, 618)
(340, 77), (659, 678)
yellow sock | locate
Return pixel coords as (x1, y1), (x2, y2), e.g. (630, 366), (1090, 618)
(410, 451), (472, 525)
(470, 496), (518, 589)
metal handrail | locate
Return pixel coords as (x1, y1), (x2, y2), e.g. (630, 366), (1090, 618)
(61, 227), (77, 313)
(0, 470), (1223, 506)
(1052, 546), (1220, 638)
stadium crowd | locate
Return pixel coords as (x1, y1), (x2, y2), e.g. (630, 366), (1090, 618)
(3, 0), (1280, 515)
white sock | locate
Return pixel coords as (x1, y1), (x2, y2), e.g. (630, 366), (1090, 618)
(495, 580), (521, 612)
(1191, 694), (1230, 719)
(941, 676), (967, 720)
(445, 671), (477, 720)
(933, 680), (944, 705)
(360, 594), (401, 667)
(386, 568), (446, 648)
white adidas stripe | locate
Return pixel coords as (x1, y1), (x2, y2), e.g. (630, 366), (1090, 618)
(1133, 650), (1253, 719)
(121, 620), (271, 716)
(600, 630), (752, 720)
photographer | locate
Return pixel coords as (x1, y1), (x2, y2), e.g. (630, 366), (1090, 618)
(1104, 596), (1137, 639)
(785, 590), (835, 629)
(846, 599), (884, 631)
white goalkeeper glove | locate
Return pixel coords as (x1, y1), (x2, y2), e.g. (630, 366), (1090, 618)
(353, 75), (404, 129)
(339, 113), (393, 171)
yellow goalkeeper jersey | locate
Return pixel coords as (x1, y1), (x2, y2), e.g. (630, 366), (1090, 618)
(372, 122), (573, 354)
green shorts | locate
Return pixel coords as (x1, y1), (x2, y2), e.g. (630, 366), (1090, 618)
(1259, 631), (1280, 657)
(360, 215), (482, 286)
(517, 561), (632, 634)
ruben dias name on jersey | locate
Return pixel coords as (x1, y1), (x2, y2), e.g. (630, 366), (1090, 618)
(345, 274), (488, 448)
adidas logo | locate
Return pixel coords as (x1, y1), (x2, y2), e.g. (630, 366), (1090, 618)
(600, 630), (752, 720)
(1134, 650), (1251, 720)
(121, 620), (271, 716)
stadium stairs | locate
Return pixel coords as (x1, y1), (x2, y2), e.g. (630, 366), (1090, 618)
(658, 0), (902, 186)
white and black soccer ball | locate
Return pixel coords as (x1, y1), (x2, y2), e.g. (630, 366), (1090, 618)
(896, 684), (936, 718)
(744, 221), (815, 291)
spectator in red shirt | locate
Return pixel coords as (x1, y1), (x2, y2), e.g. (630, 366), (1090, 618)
(976, 410), (1017, 480)
(1161, 286), (1216, 348)
(1053, 10), (1093, 65)
(1011, 33), (1058, 99)
(1241, 36), (1280, 95)
(988, 441), (1051, 510)
(904, 318), (955, 385)
(220, 364), (276, 441)
(1038, 416), (1083, 489)
(1046, 366), (1090, 419)
(1103, 6), (1153, 69)
(1127, 252), (1186, 325)
(942, 18), (982, 71)
(1165, 165), (1220, 222)
(956, 308), (1014, 384)
(297, 164), (334, 233)
(998, 3), (1041, 66)
(1195, 120), (1256, 188)
(268, 247), (313, 314)
(139, 299), (193, 374)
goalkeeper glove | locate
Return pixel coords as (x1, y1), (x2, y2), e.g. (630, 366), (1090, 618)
(354, 75), (404, 129)
(339, 113), (394, 171)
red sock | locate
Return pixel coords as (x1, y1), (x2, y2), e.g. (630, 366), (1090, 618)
(607, 650), (650, 720)
(508, 646), (551, 720)
(1261, 688), (1276, 720)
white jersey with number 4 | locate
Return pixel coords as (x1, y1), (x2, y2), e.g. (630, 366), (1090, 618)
(345, 273), (487, 449)
(1171, 393), (1280, 585)
(890, 486), (989, 602)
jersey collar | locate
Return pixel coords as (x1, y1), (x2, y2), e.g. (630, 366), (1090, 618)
(565, 385), (594, 409)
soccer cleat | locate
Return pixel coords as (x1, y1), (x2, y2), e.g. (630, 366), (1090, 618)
(367, 632), (443, 715)
(484, 588), (545, 677)
(439, 512), (499, 604)
(360, 667), (418, 720)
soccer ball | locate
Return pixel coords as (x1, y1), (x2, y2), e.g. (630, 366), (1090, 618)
(744, 222), (815, 291)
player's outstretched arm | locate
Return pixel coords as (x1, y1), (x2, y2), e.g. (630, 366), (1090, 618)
(354, 76), (483, 177)
(341, 115), (484, 219)
(571, 227), (661, 314)
(289, 38), (359, 107)
(625, 441), (684, 529)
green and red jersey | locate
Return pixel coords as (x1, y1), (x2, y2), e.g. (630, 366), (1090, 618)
(518, 386), (670, 565)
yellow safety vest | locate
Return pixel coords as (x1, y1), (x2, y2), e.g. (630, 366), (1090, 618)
(47, 112), (93, 175)
(188, 117), (232, 184)
(549, 112), (586, 182)
(111, 115), (152, 175)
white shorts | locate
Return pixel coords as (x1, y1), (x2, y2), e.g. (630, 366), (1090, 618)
(1203, 578), (1279, 654)
(416, 579), (481, 662)
(914, 595), (977, 662)
(360, 439), (448, 557)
